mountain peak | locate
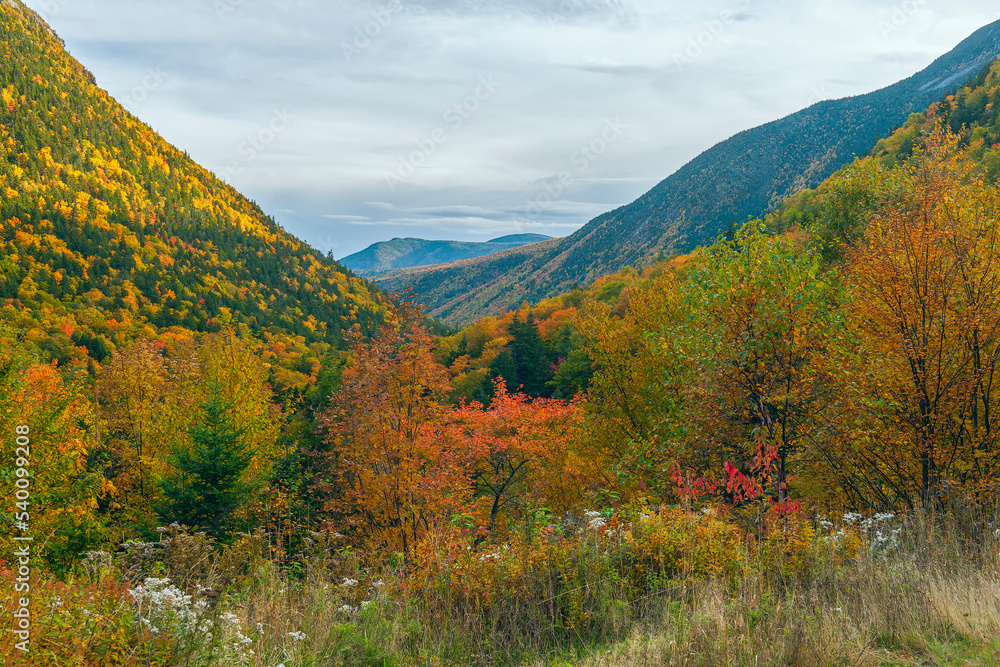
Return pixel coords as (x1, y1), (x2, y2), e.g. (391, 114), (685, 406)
(341, 234), (553, 276)
(0, 0), (386, 381)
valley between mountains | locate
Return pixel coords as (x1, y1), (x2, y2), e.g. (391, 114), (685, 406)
(3, 2), (1000, 665)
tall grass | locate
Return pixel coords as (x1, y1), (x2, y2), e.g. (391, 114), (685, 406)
(545, 509), (1000, 667)
(5, 508), (999, 666)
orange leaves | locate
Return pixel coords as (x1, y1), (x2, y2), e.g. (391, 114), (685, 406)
(319, 301), (586, 561)
(319, 304), (462, 559)
(450, 378), (584, 528)
(845, 119), (1000, 506)
(454, 379), (573, 462)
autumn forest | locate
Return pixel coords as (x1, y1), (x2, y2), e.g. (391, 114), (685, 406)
(3, 1), (1000, 665)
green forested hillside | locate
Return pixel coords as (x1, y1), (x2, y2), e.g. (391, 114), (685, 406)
(0, 0), (386, 384)
(766, 59), (1000, 242)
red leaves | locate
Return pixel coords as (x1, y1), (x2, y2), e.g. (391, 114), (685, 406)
(450, 377), (582, 532)
(672, 438), (783, 506)
(671, 462), (719, 503)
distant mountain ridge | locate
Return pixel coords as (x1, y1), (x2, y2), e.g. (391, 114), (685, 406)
(381, 20), (1000, 326)
(341, 234), (552, 276)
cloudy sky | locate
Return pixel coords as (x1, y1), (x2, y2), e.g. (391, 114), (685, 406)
(21, 0), (1000, 258)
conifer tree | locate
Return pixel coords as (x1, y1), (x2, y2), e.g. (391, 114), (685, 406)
(511, 312), (552, 397)
(156, 386), (256, 540)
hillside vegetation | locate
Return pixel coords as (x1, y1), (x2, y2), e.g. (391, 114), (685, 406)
(0, 0), (386, 389)
(5, 6), (1000, 667)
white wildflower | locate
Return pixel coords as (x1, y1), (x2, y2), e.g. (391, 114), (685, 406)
(220, 612), (241, 626)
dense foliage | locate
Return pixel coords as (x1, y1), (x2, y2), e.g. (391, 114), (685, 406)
(5, 5), (1000, 665)
(0, 0), (387, 391)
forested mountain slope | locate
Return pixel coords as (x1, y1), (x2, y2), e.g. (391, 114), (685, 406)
(341, 233), (552, 276)
(0, 0), (386, 381)
(381, 20), (1000, 326)
(767, 57), (1000, 241)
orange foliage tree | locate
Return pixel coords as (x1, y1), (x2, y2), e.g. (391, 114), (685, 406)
(846, 122), (1000, 508)
(450, 378), (584, 537)
(317, 302), (469, 561)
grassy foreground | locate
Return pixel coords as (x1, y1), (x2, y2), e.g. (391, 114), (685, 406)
(3, 508), (999, 667)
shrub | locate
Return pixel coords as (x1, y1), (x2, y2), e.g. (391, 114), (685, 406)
(625, 507), (744, 589)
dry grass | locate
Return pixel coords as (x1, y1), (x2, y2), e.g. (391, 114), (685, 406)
(182, 510), (999, 667)
(532, 512), (1000, 667)
(16, 510), (1000, 666)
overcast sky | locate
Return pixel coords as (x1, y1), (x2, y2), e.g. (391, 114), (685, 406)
(21, 0), (1000, 258)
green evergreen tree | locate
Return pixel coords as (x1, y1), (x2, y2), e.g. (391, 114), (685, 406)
(155, 387), (256, 541)
(511, 312), (553, 397)
(548, 347), (594, 399)
(486, 347), (518, 404)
